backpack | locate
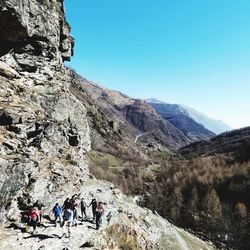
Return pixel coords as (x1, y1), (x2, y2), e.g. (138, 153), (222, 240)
(31, 209), (38, 221)
(63, 210), (71, 221)
(53, 206), (61, 216)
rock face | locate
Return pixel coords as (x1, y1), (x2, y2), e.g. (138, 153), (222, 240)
(0, 0), (85, 222)
(0, 0), (74, 73)
(0, 68), (91, 221)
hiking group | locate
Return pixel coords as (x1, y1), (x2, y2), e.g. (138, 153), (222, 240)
(29, 197), (105, 235)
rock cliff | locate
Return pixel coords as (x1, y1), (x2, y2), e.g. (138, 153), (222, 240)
(0, 0), (74, 74)
(0, 0), (215, 249)
(0, 0), (87, 224)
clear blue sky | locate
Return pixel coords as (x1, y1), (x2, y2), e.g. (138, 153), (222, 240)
(64, 0), (250, 129)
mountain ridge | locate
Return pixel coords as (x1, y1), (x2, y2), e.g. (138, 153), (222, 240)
(145, 98), (232, 134)
(146, 99), (215, 141)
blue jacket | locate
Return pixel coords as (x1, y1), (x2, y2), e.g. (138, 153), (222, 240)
(53, 206), (62, 216)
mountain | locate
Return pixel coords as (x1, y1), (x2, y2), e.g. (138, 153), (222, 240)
(179, 126), (250, 161)
(181, 105), (232, 134)
(71, 77), (196, 152)
(146, 99), (232, 135)
(146, 99), (215, 141)
(0, 1), (214, 249)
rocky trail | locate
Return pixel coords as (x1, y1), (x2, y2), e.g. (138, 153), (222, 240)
(0, 179), (215, 250)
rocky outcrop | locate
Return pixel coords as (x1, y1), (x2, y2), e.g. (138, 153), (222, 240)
(0, 0), (74, 74)
(0, 61), (18, 78)
(0, 1), (86, 222)
(0, 68), (91, 222)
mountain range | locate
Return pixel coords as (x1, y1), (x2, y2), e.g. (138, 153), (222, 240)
(146, 98), (232, 134)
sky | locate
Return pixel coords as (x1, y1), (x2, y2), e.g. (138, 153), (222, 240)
(64, 0), (250, 129)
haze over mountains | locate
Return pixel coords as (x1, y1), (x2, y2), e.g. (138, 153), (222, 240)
(146, 98), (232, 134)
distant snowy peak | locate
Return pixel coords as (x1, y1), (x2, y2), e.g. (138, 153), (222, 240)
(145, 98), (232, 135)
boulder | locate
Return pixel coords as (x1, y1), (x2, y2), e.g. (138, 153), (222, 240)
(0, 61), (18, 78)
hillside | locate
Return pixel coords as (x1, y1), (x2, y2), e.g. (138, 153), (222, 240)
(143, 127), (250, 249)
(146, 99), (231, 135)
(146, 100), (215, 141)
(181, 105), (232, 134)
(179, 126), (250, 161)
(70, 75), (196, 153)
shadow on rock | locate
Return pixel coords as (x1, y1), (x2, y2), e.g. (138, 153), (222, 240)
(24, 234), (61, 240)
(80, 241), (94, 248)
(82, 218), (95, 224)
(87, 225), (96, 230)
(6, 223), (28, 233)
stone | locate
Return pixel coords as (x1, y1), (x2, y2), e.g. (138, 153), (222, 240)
(0, 61), (18, 78)
(0, 0), (74, 73)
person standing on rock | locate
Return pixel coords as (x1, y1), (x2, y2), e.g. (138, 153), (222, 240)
(52, 203), (63, 227)
(32, 199), (45, 223)
(80, 198), (87, 220)
(96, 202), (104, 230)
(88, 198), (98, 221)
(62, 198), (71, 211)
(72, 199), (79, 226)
(62, 208), (73, 238)
(29, 207), (40, 234)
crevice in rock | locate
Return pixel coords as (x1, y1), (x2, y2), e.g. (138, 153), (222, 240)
(6, 125), (21, 134)
(27, 127), (43, 140)
(68, 134), (79, 146)
(0, 112), (13, 126)
(3, 142), (14, 150)
(0, 9), (28, 56)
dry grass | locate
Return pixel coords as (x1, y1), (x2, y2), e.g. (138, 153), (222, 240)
(88, 150), (149, 195)
(105, 224), (142, 250)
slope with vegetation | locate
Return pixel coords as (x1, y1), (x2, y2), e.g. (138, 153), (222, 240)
(85, 95), (250, 249)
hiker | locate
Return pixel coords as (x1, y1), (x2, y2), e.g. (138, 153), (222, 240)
(29, 207), (40, 234)
(62, 208), (73, 237)
(72, 199), (79, 226)
(62, 198), (71, 211)
(88, 198), (98, 221)
(96, 202), (104, 230)
(52, 203), (63, 227)
(32, 199), (45, 223)
(80, 198), (87, 220)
